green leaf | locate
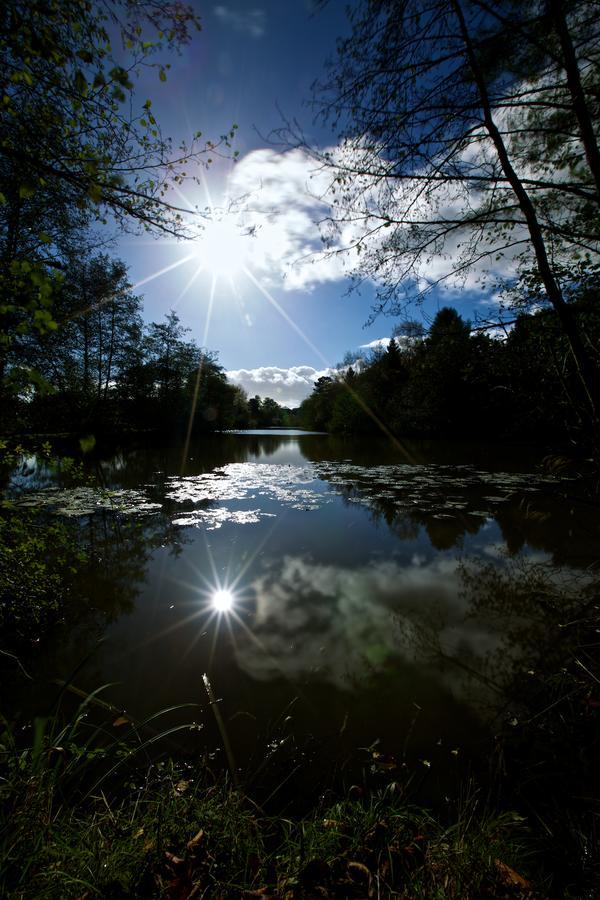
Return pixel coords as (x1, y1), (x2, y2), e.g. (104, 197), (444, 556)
(87, 182), (103, 203)
(74, 69), (87, 94)
(79, 434), (96, 454)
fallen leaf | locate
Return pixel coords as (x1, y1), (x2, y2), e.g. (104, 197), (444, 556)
(113, 715), (130, 727)
(174, 780), (190, 795)
(187, 828), (204, 851)
(495, 858), (533, 889)
(347, 861), (371, 880)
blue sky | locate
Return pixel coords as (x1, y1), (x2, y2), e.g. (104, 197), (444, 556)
(118, 1), (500, 406)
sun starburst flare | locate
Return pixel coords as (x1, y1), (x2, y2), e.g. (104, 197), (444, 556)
(194, 217), (248, 276)
(212, 588), (234, 612)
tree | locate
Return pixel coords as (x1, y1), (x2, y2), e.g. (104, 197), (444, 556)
(143, 311), (195, 412)
(0, 0), (224, 238)
(305, 0), (600, 434)
(248, 395), (262, 427)
(299, 376), (339, 431)
(12, 254), (143, 429)
(0, 0), (236, 401)
(139, 310), (245, 434)
(428, 307), (471, 346)
(261, 397), (285, 427)
(412, 308), (475, 433)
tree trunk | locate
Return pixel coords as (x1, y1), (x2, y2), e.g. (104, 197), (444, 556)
(104, 298), (116, 403)
(548, 0), (600, 201)
(452, 0), (599, 432)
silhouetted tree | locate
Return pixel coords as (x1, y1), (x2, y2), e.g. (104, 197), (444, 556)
(304, 0), (600, 435)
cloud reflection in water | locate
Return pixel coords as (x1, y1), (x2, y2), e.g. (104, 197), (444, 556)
(235, 556), (503, 697)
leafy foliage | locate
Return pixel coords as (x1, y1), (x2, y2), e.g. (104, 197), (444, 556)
(298, 302), (599, 441)
(0, 0), (237, 404)
(300, 0), (600, 435)
(312, 0), (600, 302)
(1, 0), (215, 237)
(0, 509), (85, 639)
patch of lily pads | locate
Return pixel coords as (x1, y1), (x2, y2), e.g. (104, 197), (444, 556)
(8, 460), (565, 529)
(312, 462), (564, 520)
(171, 508), (277, 530)
(7, 486), (162, 518)
(163, 463), (329, 512)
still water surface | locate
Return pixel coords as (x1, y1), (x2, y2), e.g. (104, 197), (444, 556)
(8, 431), (599, 788)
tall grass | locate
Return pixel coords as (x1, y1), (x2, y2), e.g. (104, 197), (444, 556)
(0, 676), (544, 899)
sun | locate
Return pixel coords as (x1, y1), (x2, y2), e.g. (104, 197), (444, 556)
(212, 589), (234, 613)
(195, 218), (248, 277)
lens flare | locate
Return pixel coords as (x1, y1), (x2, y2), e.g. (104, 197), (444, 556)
(212, 589), (234, 612)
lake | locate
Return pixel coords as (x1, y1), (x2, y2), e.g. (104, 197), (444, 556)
(6, 430), (598, 802)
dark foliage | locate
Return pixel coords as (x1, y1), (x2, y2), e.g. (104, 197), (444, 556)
(298, 302), (600, 444)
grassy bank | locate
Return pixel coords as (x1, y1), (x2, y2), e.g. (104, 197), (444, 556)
(0, 743), (535, 898)
(1, 633), (598, 900)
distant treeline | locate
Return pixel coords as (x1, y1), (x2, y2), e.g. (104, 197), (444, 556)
(3, 251), (599, 443)
(297, 296), (600, 443)
(1, 254), (293, 437)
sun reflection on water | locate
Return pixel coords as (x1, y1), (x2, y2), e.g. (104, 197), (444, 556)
(212, 588), (234, 613)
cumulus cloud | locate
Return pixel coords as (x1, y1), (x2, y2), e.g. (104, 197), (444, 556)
(226, 364), (335, 407)
(224, 141), (525, 298)
(481, 326), (512, 341)
(227, 148), (359, 292)
(213, 5), (266, 38)
(216, 83), (586, 300)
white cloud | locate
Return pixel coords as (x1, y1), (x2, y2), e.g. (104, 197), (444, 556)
(217, 66), (599, 305)
(360, 338), (391, 350)
(227, 148), (354, 292)
(224, 141), (524, 299)
(482, 326), (512, 341)
(226, 364), (335, 407)
(213, 5), (266, 38)
(360, 334), (426, 352)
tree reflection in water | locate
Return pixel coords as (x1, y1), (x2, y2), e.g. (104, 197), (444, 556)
(453, 559), (598, 892)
